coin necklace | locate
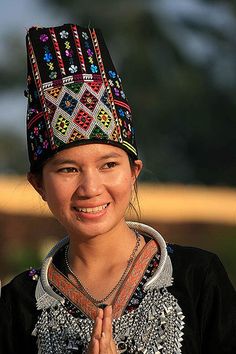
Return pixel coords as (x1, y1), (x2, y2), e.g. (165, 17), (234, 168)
(64, 232), (141, 306)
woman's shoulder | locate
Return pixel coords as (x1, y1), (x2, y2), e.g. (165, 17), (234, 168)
(166, 243), (235, 292)
(167, 243), (218, 264)
(0, 270), (39, 353)
(1, 268), (40, 303)
(167, 243), (228, 278)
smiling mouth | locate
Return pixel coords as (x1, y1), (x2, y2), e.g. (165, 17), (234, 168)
(74, 203), (110, 214)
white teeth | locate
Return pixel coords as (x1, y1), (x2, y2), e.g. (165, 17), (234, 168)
(75, 203), (108, 213)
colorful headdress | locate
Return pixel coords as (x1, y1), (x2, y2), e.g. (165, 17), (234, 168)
(25, 24), (138, 172)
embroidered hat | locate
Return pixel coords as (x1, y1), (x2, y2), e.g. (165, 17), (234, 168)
(25, 24), (138, 172)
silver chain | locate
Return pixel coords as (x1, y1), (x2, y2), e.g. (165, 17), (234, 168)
(64, 232), (141, 306)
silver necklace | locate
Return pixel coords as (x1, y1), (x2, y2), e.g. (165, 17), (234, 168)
(64, 232), (141, 306)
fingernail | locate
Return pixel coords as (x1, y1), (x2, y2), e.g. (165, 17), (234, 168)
(101, 332), (105, 338)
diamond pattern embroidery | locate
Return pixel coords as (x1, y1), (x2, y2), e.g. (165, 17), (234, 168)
(47, 87), (62, 99)
(80, 89), (98, 111)
(55, 115), (70, 135)
(90, 125), (108, 140)
(67, 83), (83, 95)
(73, 109), (93, 131)
(88, 81), (103, 94)
(59, 93), (77, 115)
(97, 108), (112, 128)
(69, 129), (85, 143)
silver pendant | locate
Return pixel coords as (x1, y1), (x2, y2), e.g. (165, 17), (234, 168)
(117, 340), (127, 353)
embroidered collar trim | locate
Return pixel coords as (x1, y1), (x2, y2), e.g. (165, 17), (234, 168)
(35, 222), (173, 310)
(47, 239), (158, 319)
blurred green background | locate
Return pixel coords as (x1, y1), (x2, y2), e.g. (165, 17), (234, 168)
(0, 0), (236, 287)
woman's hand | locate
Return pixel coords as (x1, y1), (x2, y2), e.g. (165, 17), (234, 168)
(88, 305), (118, 354)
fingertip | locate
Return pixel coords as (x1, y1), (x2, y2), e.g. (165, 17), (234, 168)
(96, 308), (103, 319)
(104, 304), (113, 316)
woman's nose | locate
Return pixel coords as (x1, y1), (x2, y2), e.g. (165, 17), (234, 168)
(75, 170), (104, 198)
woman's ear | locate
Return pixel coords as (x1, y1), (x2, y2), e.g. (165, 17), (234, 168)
(132, 159), (143, 183)
(27, 172), (46, 201)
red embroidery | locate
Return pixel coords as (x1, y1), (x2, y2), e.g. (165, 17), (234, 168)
(48, 239), (158, 320)
(113, 240), (158, 317)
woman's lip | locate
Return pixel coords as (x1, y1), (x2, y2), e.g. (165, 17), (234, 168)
(73, 203), (110, 220)
(73, 203), (110, 213)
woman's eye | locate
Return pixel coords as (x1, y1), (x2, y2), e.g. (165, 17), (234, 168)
(103, 162), (117, 169)
(58, 167), (78, 173)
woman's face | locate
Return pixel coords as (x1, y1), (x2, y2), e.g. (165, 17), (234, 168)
(30, 144), (142, 239)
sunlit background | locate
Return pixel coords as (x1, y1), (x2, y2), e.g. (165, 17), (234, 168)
(0, 0), (236, 286)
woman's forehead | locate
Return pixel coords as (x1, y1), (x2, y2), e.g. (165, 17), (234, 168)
(49, 144), (127, 164)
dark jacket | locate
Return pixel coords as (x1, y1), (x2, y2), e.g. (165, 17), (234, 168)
(0, 244), (235, 354)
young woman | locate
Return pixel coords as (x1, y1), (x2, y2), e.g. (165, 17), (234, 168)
(0, 24), (235, 354)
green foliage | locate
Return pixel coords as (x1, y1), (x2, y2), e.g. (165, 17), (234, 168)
(5, 246), (41, 276)
(0, 35), (25, 90)
(0, 130), (28, 174)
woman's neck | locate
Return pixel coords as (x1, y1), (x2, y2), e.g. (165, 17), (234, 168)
(67, 221), (138, 272)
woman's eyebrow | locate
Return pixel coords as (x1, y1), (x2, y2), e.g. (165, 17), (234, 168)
(50, 159), (77, 166)
(98, 152), (122, 160)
